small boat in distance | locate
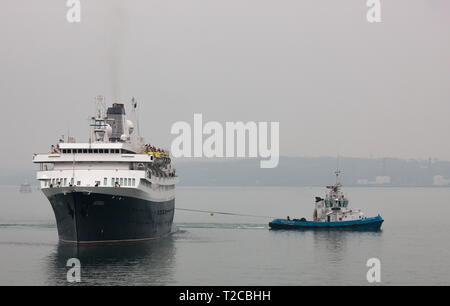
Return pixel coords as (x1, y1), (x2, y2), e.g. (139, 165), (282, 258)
(19, 181), (32, 193)
(269, 170), (384, 231)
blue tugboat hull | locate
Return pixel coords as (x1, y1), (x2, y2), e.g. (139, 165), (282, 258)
(269, 216), (383, 231)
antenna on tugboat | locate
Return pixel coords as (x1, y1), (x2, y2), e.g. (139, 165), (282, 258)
(335, 169), (341, 185)
(335, 155), (341, 186)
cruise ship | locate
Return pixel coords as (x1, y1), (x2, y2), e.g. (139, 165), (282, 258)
(33, 97), (178, 244)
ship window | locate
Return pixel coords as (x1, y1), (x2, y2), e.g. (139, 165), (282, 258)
(62, 149), (67, 154)
(67, 149), (72, 154)
(88, 149), (93, 153)
(111, 178), (115, 186)
(77, 149), (82, 153)
(127, 178), (131, 186)
(124, 178), (128, 186)
(83, 149), (88, 153)
(94, 149), (99, 153)
(120, 178), (124, 186)
(99, 149), (104, 153)
(132, 178), (135, 186)
(77, 181), (81, 186)
(64, 178), (67, 186)
(104, 178), (107, 186)
(114, 149), (119, 154)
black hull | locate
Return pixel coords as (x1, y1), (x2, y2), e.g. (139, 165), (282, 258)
(46, 191), (174, 244)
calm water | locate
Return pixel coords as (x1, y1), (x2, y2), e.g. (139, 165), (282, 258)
(0, 185), (449, 285)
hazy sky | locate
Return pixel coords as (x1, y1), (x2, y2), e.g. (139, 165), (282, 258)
(1, 0), (449, 172)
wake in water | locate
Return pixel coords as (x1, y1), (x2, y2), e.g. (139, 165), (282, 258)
(175, 223), (268, 230)
(0, 222), (56, 229)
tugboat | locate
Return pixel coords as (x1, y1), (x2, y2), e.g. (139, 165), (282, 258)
(269, 170), (383, 230)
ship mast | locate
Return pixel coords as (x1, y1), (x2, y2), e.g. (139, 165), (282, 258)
(90, 95), (109, 142)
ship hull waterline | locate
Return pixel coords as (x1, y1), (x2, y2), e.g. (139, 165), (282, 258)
(43, 188), (175, 245)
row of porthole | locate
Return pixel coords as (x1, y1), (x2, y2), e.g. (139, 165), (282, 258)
(61, 149), (122, 154)
(44, 177), (136, 188)
(110, 177), (136, 187)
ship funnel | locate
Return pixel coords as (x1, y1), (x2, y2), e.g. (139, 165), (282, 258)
(107, 103), (126, 142)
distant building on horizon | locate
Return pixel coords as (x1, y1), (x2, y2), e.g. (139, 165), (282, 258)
(433, 175), (450, 186)
(357, 176), (391, 186)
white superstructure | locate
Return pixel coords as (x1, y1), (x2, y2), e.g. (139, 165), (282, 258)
(33, 97), (178, 203)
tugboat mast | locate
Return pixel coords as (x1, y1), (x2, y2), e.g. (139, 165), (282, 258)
(335, 169), (341, 188)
